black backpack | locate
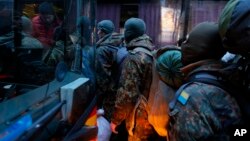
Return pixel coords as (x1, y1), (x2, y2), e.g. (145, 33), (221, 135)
(106, 44), (128, 86)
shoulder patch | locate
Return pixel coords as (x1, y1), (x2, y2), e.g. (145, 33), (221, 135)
(177, 91), (190, 105)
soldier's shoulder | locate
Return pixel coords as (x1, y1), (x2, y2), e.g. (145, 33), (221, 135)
(128, 49), (137, 55)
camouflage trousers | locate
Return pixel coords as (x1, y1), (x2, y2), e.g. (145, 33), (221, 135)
(103, 92), (116, 122)
(127, 104), (160, 141)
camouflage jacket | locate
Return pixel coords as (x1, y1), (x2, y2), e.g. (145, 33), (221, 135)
(43, 40), (65, 67)
(111, 35), (157, 138)
(95, 32), (124, 120)
(43, 40), (74, 68)
(169, 59), (242, 141)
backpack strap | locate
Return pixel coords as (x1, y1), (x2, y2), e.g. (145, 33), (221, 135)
(115, 46), (128, 84)
(116, 46), (128, 66)
(106, 44), (119, 50)
(98, 44), (127, 87)
(188, 72), (227, 90)
(132, 47), (153, 57)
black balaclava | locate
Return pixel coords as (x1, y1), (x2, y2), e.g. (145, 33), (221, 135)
(124, 18), (146, 43)
(181, 22), (225, 65)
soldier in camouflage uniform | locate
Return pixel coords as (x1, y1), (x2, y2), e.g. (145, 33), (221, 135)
(110, 18), (159, 141)
(95, 20), (124, 121)
(169, 22), (242, 141)
(218, 0), (250, 131)
(43, 16), (93, 73)
(42, 26), (73, 68)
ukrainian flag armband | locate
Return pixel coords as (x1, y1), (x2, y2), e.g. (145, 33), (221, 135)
(177, 91), (190, 105)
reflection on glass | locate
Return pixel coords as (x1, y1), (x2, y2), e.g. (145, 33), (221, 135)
(0, 0), (14, 54)
(160, 7), (180, 44)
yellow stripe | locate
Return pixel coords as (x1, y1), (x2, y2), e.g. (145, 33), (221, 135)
(181, 91), (189, 99)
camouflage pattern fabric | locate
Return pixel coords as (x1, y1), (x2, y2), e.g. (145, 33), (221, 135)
(43, 40), (74, 68)
(111, 34), (158, 140)
(169, 60), (242, 141)
(95, 32), (124, 121)
(43, 40), (64, 67)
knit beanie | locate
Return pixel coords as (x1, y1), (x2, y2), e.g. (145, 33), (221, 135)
(38, 2), (54, 15)
(181, 22), (225, 65)
(156, 47), (183, 88)
(97, 20), (114, 34)
(124, 18), (146, 43)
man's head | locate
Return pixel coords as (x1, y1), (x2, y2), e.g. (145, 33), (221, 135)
(124, 18), (146, 43)
(97, 20), (114, 38)
(218, 0), (250, 55)
(38, 2), (55, 24)
(181, 22), (225, 65)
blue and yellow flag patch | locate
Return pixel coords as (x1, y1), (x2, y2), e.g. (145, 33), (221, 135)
(177, 91), (190, 105)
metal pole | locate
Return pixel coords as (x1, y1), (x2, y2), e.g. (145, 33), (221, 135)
(183, 0), (190, 38)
